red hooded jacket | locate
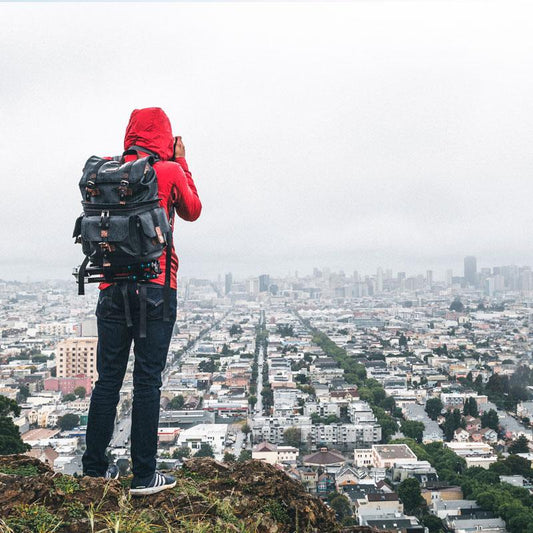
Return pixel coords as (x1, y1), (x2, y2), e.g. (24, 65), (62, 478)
(100, 107), (202, 290)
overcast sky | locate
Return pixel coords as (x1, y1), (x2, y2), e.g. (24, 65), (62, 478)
(1, 1), (533, 282)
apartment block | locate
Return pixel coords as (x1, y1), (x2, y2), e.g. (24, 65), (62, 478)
(56, 338), (98, 386)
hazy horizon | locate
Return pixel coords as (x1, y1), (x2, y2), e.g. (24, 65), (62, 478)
(2, 1), (533, 282)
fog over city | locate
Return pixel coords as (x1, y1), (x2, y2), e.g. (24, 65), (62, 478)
(1, 1), (533, 281)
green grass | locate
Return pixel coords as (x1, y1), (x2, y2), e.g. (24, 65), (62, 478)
(53, 476), (81, 494)
(0, 465), (40, 477)
(62, 501), (85, 520)
(263, 501), (290, 524)
(6, 504), (62, 533)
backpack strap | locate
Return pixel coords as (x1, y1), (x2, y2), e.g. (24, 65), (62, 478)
(124, 145), (160, 161)
(120, 284), (133, 329)
(78, 256), (89, 295)
(163, 228), (173, 322)
(85, 158), (108, 201)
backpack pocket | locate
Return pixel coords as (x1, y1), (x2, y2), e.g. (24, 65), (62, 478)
(136, 208), (170, 259)
(81, 215), (140, 263)
(72, 215), (83, 240)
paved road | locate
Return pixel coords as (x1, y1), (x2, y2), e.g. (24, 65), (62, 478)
(111, 412), (132, 448)
(233, 429), (246, 456)
(108, 310), (230, 452)
(255, 343), (265, 416)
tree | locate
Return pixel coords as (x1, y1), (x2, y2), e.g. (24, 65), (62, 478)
(481, 409), (499, 431)
(283, 427), (301, 448)
(198, 359), (218, 373)
(223, 452), (236, 463)
(0, 396), (30, 455)
(327, 492), (352, 520)
(58, 413), (80, 431)
(504, 454), (532, 477)
(168, 395), (185, 410)
(401, 420), (425, 443)
(18, 384), (30, 402)
(248, 395), (257, 409)
(229, 324), (243, 336)
(463, 397), (479, 417)
(425, 398), (443, 421)
(295, 373), (308, 384)
(172, 447), (190, 459)
(399, 333), (408, 350)
(442, 409), (463, 442)
(381, 396), (396, 413)
(449, 297), (464, 312)
(509, 435), (530, 455)
(238, 449), (252, 462)
(277, 324), (294, 337)
(195, 443), (214, 458)
(241, 423), (251, 435)
(422, 513), (444, 533)
(74, 387), (86, 399)
(398, 478), (424, 514)
(372, 407), (398, 443)
(63, 393), (76, 402)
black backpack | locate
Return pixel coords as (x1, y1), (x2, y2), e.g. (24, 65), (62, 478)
(73, 146), (173, 334)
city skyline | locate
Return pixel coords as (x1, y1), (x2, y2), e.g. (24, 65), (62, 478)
(2, 2), (533, 282)
(5, 256), (533, 286)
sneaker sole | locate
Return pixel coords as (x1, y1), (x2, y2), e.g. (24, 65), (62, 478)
(130, 480), (176, 496)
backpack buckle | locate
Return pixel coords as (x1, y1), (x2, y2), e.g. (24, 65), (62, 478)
(118, 183), (132, 205)
(99, 242), (115, 252)
(100, 210), (110, 228)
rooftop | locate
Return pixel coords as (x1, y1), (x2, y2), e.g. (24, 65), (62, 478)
(373, 444), (417, 460)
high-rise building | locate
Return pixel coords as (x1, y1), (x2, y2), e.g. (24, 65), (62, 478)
(247, 278), (259, 294)
(56, 338), (98, 386)
(259, 274), (270, 292)
(445, 269), (453, 287)
(464, 256), (477, 286)
(225, 273), (233, 295)
(426, 270), (433, 289)
(376, 268), (383, 293)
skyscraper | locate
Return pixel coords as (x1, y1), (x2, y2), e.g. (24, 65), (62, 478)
(376, 268), (383, 293)
(426, 270), (433, 289)
(259, 274), (270, 292)
(225, 273), (233, 295)
(464, 256), (477, 286)
(445, 269), (453, 287)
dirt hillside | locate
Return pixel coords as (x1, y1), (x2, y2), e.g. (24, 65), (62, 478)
(0, 454), (382, 533)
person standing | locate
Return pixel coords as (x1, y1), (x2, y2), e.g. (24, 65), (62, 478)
(82, 107), (202, 496)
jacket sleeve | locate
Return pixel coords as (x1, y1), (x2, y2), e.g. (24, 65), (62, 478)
(172, 157), (202, 221)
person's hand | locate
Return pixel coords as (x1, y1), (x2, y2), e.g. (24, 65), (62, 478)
(174, 136), (185, 159)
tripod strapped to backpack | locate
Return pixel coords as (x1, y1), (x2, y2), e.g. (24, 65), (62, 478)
(72, 259), (161, 285)
(73, 146), (173, 337)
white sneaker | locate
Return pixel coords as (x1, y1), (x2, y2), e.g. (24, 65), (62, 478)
(130, 471), (176, 496)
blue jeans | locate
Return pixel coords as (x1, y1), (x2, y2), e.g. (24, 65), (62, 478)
(82, 282), (176, 482)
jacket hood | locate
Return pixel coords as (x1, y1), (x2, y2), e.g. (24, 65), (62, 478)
(124, 107), (174, 160)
